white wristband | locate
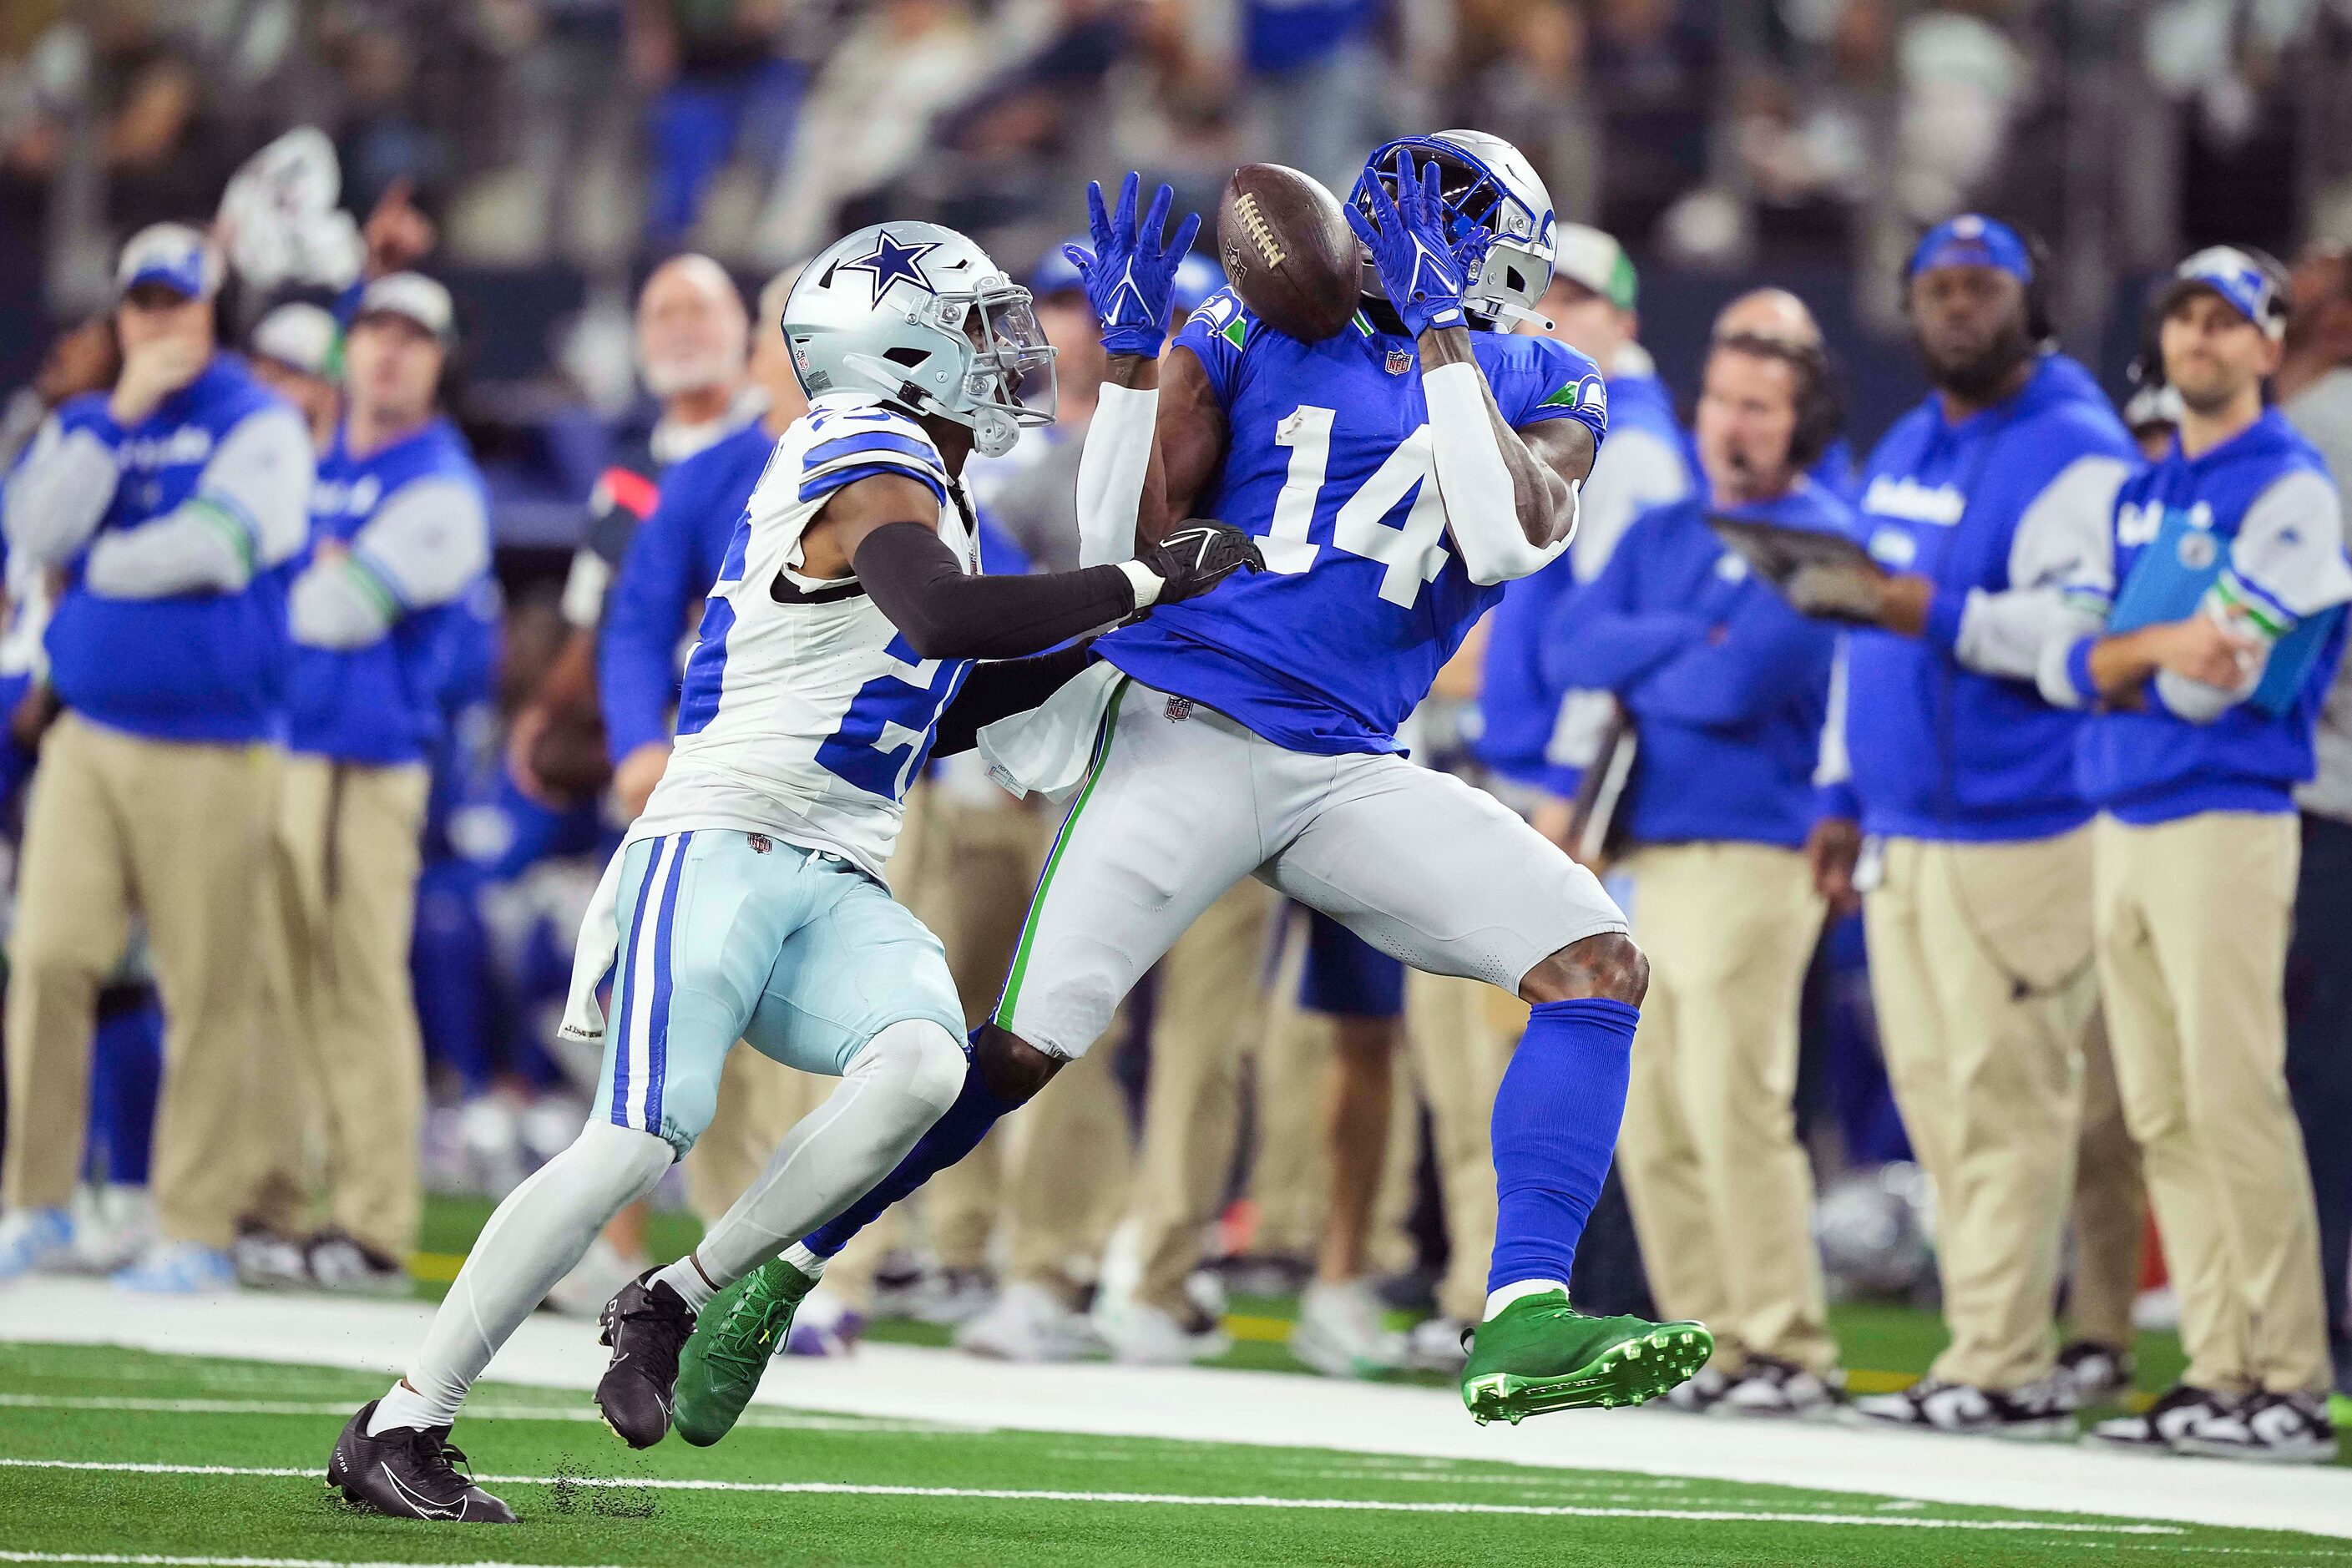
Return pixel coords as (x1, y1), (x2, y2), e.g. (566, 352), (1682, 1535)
(1076, 382), (1160, 569)
(1115, 559), (1162, 608)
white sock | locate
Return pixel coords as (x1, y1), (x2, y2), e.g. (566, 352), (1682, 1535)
(652, 1252), (718, 1313)
(391, 1120), (672, 1426)
(690, 1019), (964, 1290)
(782, 1242), (827, 1279)
(1485, 1277), (1569, 1320)
(368, 1377), (454, 1435)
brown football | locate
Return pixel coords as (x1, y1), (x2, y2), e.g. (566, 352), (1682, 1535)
(1217, 164), (1361, 344)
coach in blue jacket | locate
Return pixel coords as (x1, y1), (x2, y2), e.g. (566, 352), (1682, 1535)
(0, 225), (314, 1291)
(1546, 333), (1843, 1416)
(2045, 248), (2350, 1463)
(1813, 217), (2142, 1437)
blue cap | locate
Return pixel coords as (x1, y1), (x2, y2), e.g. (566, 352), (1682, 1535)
(1906, 214), (2032, 285)
(115, 222), (220, 301)
(2157, 245), (2288, 340)
(1029, 240), (1089, 300)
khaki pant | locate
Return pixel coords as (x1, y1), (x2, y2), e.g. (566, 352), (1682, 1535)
(251, 756), (432, 1261)
(2093, 812), (2330, 1393)
(1864, 829), (2097, 1389)
(3, 715), (280, 1248)
(1127, 879), (1277, 1312)
(1616, 842), (1835, 1375)
(2069, 1009), (2146, 1351)
(1404, 970), (1516, 1323)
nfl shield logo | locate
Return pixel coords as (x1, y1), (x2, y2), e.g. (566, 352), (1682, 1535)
(1385, 348), (1413, 376)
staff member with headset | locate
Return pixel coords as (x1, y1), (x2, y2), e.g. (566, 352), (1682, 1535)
(247, 273), (492, 1292)
(0, 224), (315, 1291)
(1545, 333), (1845, 1416)
(1811, 215), (2140, 1437)
(2045, 248), (2349, 1464)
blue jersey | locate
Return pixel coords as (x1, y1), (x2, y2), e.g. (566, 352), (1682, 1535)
(1098, 291), (1607, 755)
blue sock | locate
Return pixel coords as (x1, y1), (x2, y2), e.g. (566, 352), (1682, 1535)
(1487, 998), (1639, 1296)
(800, 1039), (1019, 1259)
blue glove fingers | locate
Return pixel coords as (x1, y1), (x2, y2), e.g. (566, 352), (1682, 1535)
(1061, 243), (1096, 283)
(1141, 183), (1175, 254)
(1114, 170), (1141, 242)
(1343, 201), (1380, 250)
(1086, 180), (1115, 255)
(1167, 209), (1201, 266)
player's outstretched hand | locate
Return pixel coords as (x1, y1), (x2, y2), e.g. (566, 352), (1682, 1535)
(1141, 520), (1265, 605)
(1064, 171), (1202, 359)
(1345, 149), (1473, 338)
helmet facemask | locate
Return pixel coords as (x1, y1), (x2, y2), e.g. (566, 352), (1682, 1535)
(838, 277), (1056, 459)
(1348, 137), (1557, 331)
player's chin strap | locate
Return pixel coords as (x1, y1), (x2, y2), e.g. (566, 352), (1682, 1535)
(1075, 380), (1157, 569)
(1420, 359), (1576, 586)
(1484, 301), (1555, 331)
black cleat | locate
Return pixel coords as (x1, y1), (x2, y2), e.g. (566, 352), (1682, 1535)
(596, 1267), (696, 1449)
(326, 1400), (515, 1523)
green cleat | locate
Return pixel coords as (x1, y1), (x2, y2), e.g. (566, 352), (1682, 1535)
(671, 1256), (816, 1447)
(1459, 1289), (1712, 1426)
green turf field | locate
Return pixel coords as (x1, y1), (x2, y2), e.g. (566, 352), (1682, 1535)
(1, 1342), (2344, 1566)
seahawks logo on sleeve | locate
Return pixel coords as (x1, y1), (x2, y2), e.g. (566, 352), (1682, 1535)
(1538, 372), (1607, 421)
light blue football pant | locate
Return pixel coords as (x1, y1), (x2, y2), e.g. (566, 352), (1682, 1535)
(594, 829), (968, 1156)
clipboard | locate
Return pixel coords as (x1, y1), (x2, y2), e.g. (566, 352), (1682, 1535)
(1707, 513), (1890, 625)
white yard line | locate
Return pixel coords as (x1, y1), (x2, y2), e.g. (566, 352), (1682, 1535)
(0, 1458), (2193, 1535)
(0, 1556), (630, 1568)
(6, 1278), (2350, 1541)
(0, 1393), (968, 1434)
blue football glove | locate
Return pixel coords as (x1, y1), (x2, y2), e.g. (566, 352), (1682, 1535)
(1346, 150), (1474, 338)
(1063, 172), (1203, 359)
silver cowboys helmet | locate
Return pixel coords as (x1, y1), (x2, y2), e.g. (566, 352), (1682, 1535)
(1348, 129), (1558, 331)
(783, 221), (1055, 458)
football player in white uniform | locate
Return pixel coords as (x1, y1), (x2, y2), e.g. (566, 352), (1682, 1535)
(326, 221), (1259, 1523)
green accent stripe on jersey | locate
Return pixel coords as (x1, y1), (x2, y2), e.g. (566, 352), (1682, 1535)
(994, 676), (1129, 1030)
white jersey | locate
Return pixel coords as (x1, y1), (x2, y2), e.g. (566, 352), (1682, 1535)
(630, 393), (977, 882)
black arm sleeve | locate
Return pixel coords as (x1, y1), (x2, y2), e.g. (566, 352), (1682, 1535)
(852, 520), (1136, 661)
(931, 641), (1099, 758)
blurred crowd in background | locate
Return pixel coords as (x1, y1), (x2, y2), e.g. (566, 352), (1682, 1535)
(1, 0), (2350, 1457)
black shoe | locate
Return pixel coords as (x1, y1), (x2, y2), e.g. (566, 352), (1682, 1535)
(2172, 1390), (2339, 1464)
(2056, 1339), (2135, 1404)
(1849, 1375), (2077, 1440)
(596, 1267), (696, 1449)
(326, 1401), (514, 1523)
(2084, 1383), (2237, 1452)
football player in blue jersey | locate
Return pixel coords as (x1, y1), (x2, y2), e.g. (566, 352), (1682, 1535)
(678, 134), (1713, 1435)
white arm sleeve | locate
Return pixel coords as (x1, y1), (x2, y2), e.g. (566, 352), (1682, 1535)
(292, 477), (490, 649)
(2, 417), (119, 565)
(81, 408), (315, 599)
(1956, 454), (2131, 680)
(1074, 381), (1158, 569)
(1421, 360), (1574, 587)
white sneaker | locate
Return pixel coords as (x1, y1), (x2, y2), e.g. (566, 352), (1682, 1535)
(68, 1186), (154, 1274)
(544, 1237), (645, 1318)
(1289, 1280), (1408, 1378)
(909, 1267), (998, 1327)
(1849, 1375), (2077, 1440)
(113, 1240), (235, 1294)
(957, 1282), (1097, 1363)
(1403, 1314), (1474, 1374)
(2172, 1391), (2339, 1464)
(1716, 1357), (1844, 1419)
(2056, 1339), (2135, 1404)
(1093, 1296), (1230, 1365)
(1663, 1363), (1732, 1414)
(0, 1207), (73, 1283)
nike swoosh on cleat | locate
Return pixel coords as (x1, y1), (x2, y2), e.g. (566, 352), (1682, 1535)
(380, 1462), (463, 1520)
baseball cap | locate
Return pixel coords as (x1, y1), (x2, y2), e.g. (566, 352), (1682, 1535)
(2155, 245), (2289, 340)
(1906, 214), (2033, 284)
(249, 302), (340, 377)
(1551, 224), (1636, 313)
(354, 271), (456, 343)
(115, 222), (222, 301)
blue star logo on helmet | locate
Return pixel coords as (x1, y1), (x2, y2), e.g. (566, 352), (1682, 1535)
(837, 230), (943, 308)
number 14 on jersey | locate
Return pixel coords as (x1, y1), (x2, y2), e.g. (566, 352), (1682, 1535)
(1264, 405), (1451, 609)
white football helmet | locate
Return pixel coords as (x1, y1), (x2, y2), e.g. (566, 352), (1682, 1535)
(1348, 130), (1558, 330)
(783, 222), (1055, 458)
